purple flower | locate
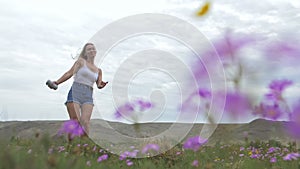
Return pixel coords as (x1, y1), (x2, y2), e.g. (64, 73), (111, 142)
(97, 154), (108, 162)
(183, 136), (207, 152)
(250, 154), (260, 159)
(270, 157), (277, 163)
(283, 153), (300, 161)
(267, 147), (276, 154)
(141, 144), (160, 154)
(57, 120), (85, 138)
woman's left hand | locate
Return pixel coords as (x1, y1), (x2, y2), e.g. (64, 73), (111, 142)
(98, 81), (108, 89)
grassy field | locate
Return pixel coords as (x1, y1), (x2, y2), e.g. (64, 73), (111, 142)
(1, 133), (299, 169)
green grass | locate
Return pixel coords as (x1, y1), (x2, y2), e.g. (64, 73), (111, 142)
(0, 134), (299, 169)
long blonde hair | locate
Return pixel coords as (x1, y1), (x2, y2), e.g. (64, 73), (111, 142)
(79, 42), (94, 60)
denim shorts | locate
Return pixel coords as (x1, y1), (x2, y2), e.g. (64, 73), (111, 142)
(65, 82), (94, 106)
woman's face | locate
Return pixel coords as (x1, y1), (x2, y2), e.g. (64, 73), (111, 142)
(85, 44), (97, 58)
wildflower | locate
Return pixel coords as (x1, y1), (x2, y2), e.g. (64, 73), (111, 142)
(183, 136), (207, 152)
(267, 147), (276, 154)
(97, 154), (108, 163)
(92, 146), (97, 152)
(141, 144), (160, 154)
(86, 161), (91, 167)
(283, 153), (300, 161)
(126, 159), (133, 166)
(286, 102), (300, 139)
(270, 157), (277, 163)
(119, 150), (138, 160)
(192, 160), (199, 167)
(58, 120), (85, 138)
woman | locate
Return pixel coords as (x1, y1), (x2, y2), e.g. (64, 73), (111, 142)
(53, 43), (108, 138)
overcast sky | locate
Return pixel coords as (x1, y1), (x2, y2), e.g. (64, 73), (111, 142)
(0, 0), (299, 123)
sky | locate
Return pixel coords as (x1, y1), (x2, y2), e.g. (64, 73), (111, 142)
(0, 0), (300, 123)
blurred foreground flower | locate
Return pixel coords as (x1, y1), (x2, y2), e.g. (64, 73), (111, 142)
(286, 102), (300, 139)
(114, 98), (153, 121)
(58, 120), (85, 139)
(183, 136), (207, 152)
(253, 79), (293, 120)
(223, 91), (252, 118)
(265, 40), (300, 59)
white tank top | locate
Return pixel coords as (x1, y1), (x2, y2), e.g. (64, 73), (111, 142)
(73, 60), (98, 88)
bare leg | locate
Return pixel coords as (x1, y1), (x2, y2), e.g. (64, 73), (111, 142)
(80, 104), (93, 136)
(66, 102), (81, 120)
(66, 102), (81, 141)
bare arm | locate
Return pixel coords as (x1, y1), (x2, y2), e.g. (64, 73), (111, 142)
(54, 59), (83, 85)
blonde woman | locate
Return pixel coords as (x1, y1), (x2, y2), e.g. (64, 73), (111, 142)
(53, 43), (108, 138)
